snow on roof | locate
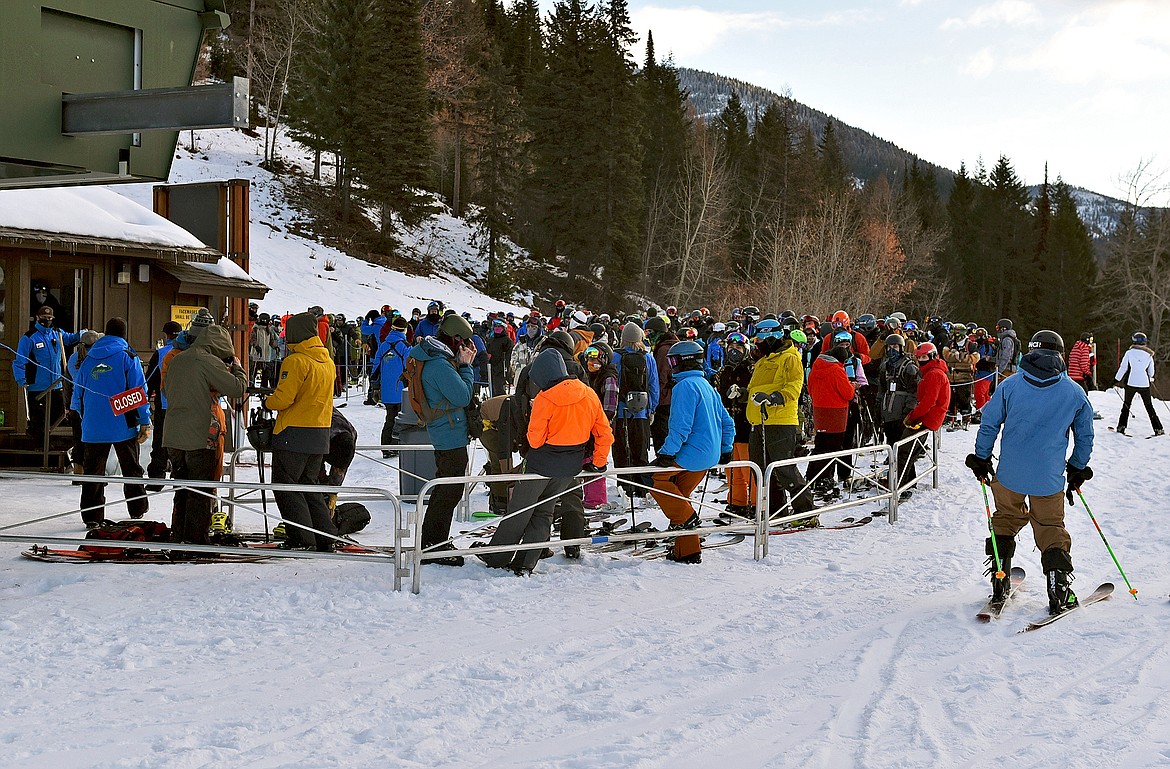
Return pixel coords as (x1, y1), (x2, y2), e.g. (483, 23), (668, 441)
(0, 186), (208, 249)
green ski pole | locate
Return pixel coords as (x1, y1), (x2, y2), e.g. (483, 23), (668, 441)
(1077, 488), (1138, 600)
(981, 480), (1004, 580)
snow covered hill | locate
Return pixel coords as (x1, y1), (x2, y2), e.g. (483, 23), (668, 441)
(2, 389), (1170, 768)
(108, 128), (532, 320)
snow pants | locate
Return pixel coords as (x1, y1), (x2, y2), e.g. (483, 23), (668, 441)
(748, 424), (814, 516)
(481, 475), (576, 571)
(612, 417), (650, 497)
(271, 448), (337, 551)
(1118, 385), (1163, 433)
(80, 438), (148, 525)
(728, 442), (755, 508)
(989, 480), (1071, 555)
(651, 466), (705, 558)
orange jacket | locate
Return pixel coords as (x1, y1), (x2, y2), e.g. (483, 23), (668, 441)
(527, 378), (614, 476)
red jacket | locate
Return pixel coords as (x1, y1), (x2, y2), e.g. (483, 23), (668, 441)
(821, 328), (871, 365)
(808, 354), (855, 433)
(905, 358), (950, 430)
(1068, 340), (1094, 382)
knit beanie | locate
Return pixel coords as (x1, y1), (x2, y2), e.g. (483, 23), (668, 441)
(620, 322), (644, 347)
(188, 308), (214, 339)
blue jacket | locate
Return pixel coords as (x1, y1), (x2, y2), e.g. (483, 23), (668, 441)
(613, 347), (659, 419)
(13, 323), (81, 392)
(975, 351), (1094, 496)
(71, 335), (150, 444)
(415, 316), (442, 339)
(408, 337), (475, 450)
(374, 331), (410, 405)
(659, 369), (735, 471)
(704, 339), (725, 378)
(361, 316), (386, 342)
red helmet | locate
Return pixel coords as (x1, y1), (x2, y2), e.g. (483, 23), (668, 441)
(381, 304), (391, 313)
(666, 305), (678, 316)
(555, 299), (566, 309)
(915, 341), (938, 361)
(831, 310), (850, 329)
(683, 327), (698, 340)
(699, 307), (710, 317)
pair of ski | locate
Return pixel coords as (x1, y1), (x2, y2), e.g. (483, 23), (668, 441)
(976, 567), (1115, 632)
(1107, 426), (1163, 440)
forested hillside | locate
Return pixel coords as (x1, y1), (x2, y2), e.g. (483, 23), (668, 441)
(202, 0), (1169, 358)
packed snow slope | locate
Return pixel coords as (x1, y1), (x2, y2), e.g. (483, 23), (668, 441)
(2, 388), (1170, 769)
(109, 128), (532, 319)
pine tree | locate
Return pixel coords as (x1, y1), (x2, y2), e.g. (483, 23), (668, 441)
(1047, 177), (1097, 338)
(713, 92), (751, 277)
(818, 119), (850, 197)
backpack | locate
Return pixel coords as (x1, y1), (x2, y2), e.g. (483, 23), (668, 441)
(618, 350), (650, 413)
(402, 355), (456, 425)
(81, 520), (171, 557)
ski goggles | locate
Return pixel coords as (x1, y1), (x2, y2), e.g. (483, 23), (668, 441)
(724, 332), (749, 346)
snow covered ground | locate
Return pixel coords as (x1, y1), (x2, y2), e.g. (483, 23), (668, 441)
(2, 388), (1170, 769)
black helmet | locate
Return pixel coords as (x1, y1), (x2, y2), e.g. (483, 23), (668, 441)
(885, 333), (905, 349)
(1133, 331), (1148, 345)
(1029, 329), (1064, 353)
(666, 340), (705, 374)
(996, 318), (1013, 331)
(779, 309), (797, 320)
(856, 313), (877, 331)
(1080, 331), (1093, 343)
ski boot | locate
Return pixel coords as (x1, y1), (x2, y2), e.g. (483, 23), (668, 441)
(273, 522), (287, 540)
(1042, 547), (1078, 615)
(209, 511), (232, 535)
(668, 512), (702, 531)
(984, 534), (1015, 603)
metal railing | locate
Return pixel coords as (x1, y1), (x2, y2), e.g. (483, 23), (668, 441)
(0, 470), (408, 590)
(409, 461), (766, 594)
(887, 429), (940, 524)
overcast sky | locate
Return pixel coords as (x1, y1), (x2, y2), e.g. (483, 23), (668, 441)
(609, 0), (1169, 204)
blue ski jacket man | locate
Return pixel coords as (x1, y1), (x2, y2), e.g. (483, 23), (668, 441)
(71, 334), (151, 443)
(658, 369), (735, 471)
(374, 330), (410, 406)
(408, 336), (475, 451)
(13, 322), (81, 392)
(975, 349), (1093, 496)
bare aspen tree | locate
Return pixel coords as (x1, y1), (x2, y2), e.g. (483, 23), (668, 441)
(668, 125), (734, 307)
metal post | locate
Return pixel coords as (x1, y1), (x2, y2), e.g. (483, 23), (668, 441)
(888, 440), (900, 524)
(932, 429), (940, 489)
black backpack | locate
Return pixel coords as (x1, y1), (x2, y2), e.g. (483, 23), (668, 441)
(619, 350), (650, 413)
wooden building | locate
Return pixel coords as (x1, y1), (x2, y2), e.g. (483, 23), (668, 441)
(0, 184), (267, 464)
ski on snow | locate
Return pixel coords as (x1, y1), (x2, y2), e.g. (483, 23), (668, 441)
(976, 566), (1026, 622)
(1019, 582), (1114, 633)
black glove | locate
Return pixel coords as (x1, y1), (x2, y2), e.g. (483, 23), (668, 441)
(584, 462), (607, 474)
(1065, 463), (1093, 504)
(653, 454), (676, 468)
(965, 453), (994, 483)
(752, 391), (785, 406)
(719, 451), (733, 465)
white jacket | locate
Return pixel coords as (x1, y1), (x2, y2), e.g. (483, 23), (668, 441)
(1116, 345), (1155, 388)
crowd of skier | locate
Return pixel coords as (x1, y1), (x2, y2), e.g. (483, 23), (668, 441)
(14, 292), (1165, 614)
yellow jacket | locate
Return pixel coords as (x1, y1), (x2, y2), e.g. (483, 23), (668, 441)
(747, 344), (803, 426)
(265, 336), (334, 434)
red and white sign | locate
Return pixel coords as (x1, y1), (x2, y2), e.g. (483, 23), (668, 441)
(110, 386), (148, 416)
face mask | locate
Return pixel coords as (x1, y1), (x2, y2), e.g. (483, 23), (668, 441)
(37, 316), (53, 327)
(887, 348), (902, 361)
(725, 346), (746, 365)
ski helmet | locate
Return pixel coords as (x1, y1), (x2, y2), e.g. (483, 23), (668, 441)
(890, 311), (907, 323)
(683, 327), (699, 341)
(833, 330), (853, 346)
(666, 305), (678, 316)
(996, 318), (1013, 331)
(712, 322), (727, 333)
(885, 316), (902, 330)
(780, 309), (796, 320)
(1132, 331), (1148, 345)
(831, 310), (851, 329)
(903, 320), (918, 331)
(743, 305), (760, 318)
(856, 314), (877, 331)
(1029, 330), (1064, 353)
(753, 318), (782, 339)
(915, 341), (938, 361)
(802, 314), (820, 328)
(725, 331), (749, 347)
(885, 333), (905, 349)
(788, 329), (808, 345)
(666, 340), (705, 374)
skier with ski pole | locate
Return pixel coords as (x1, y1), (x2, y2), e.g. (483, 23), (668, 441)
(965, 330), (1095, 616)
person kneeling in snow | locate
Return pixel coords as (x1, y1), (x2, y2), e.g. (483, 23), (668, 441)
(650, 340), (735, 564)
(477, 349), (613, 575)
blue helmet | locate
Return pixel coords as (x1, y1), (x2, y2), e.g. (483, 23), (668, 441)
(833, 330), (853, 346)
(754, 318), (782, 339)
(666, 340), (705, 373)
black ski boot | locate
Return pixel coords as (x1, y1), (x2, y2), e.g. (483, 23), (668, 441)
(1042, 547), (1078, 615)
(985, 534), (1016, 603)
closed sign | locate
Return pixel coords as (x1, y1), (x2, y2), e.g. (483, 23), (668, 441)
(110, 387), (148, 416)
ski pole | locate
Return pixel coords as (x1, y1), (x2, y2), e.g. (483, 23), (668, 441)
(980, 480), (1005, 580)
(1076, 488), (1138, 599)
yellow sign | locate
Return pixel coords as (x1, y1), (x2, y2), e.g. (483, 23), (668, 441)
(171, 305), (203, 326)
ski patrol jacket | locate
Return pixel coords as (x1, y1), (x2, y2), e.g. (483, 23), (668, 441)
(746, 343), (803, 426)
(374, 330), (410, 406)
(408, 336), (475, 451)
(976, 350), (1094, 496)
(162, 326), (248, 451)
(71, 334), (150, 444)
(658, 369), (735, 472)
(808, 354), (855, 433)
(904, 357), (950, 431)
(13, 323), (81, 392)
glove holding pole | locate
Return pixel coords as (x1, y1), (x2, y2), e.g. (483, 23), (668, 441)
(1065, 462), (1093, 505)
(965, 453), (994, 483)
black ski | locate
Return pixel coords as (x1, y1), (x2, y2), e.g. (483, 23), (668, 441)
(769, 516), (873, 535)
(1020, 582), (1114, 633)
(976, 566), (1026, 622)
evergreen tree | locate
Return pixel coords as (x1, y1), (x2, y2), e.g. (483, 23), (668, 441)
(1047, 177), (1097, 338)
(818, 119), (850, 196)
(712, 92), (751, 276)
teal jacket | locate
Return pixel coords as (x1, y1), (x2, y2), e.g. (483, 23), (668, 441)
(408, 337), (475, 451)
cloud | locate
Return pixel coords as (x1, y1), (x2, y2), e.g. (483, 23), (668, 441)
(963, 48), (997, 78)
(1006, 1), (1170, 83)
(631, 5), (873, 59)
(942, 0), (1041, 30)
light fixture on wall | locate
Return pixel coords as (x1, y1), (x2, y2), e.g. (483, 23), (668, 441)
(138, 263), (150, 283)
(116, 264), (131, 285)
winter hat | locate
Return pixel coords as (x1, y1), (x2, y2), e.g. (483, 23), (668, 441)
(529, 348), (569, 392)
(285, 312), (318, 344)
(569, 309), (589, 329)
(162, 321), (183, 337)
(188, 308), (214, 338)
(439, 313), (474, 340)
(391, 316), (409, 330)
(620, 322), (644, 347)
(645, 316), (668, 334)
(80, 330), (103, 348)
